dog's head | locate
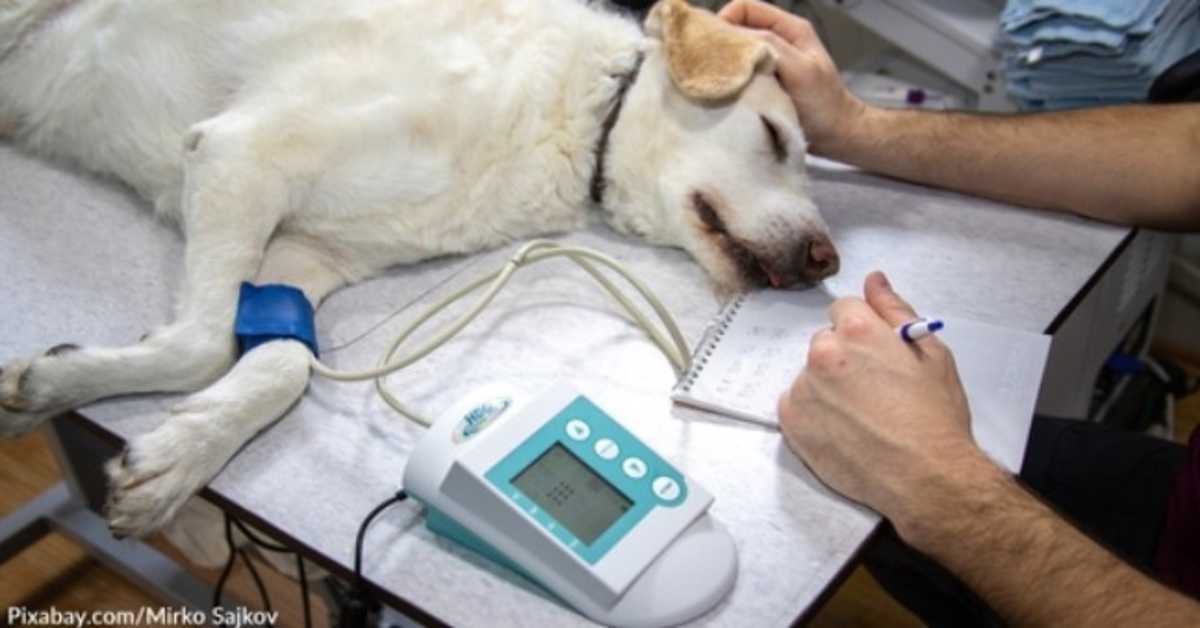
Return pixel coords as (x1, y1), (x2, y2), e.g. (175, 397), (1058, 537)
(602, 0), (838, 291)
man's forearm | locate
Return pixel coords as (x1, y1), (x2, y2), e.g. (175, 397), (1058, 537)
(893, 457), (1200, 626)
(819, 104), (1200, 230)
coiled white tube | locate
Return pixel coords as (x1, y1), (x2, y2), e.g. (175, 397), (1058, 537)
(308, 240), (693, 425)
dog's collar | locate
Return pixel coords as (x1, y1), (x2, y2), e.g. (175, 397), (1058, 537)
(589, 53), (645, 206)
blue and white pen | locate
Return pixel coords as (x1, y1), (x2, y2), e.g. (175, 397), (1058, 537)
(897, 317), (944, 343)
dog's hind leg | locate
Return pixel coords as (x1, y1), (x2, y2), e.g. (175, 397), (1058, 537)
(0, 0), (58, 136)
(0, 117), (288, 436)
(104, 239), (346, 537)
(0, 0), (59, 60)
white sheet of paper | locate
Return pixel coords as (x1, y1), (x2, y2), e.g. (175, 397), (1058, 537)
(672, 290), (1051, 473)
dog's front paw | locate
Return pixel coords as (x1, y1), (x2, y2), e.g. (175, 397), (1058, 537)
(105, 408), (229, 538)
(0, 345), (81, 437)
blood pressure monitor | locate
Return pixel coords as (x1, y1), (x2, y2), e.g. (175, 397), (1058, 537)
(404, 382), (737, 627)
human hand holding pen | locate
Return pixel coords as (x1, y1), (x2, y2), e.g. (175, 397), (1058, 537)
(777, 272), (996, 540)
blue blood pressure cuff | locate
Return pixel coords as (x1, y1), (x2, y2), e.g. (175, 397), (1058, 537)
(234, 282), (319, 357)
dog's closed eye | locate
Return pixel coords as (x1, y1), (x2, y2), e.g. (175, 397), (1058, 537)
(760, 115), (787, 163)
(693, 192), (727, 233)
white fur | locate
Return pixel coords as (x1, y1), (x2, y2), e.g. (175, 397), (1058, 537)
(0, 0), (836, 536)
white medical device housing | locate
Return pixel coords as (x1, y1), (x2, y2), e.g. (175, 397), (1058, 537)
(403, 382), (737, 627)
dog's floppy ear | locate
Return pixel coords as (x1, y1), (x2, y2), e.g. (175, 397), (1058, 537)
(645, 0), (775, 101)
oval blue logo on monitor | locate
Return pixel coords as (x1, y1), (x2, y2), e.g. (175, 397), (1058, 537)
(453, 397), (512, 442)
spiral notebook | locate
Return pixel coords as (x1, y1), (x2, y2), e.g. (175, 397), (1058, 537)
(671, 289), (1052, 472)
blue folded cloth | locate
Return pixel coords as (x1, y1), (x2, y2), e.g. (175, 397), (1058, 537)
(1001, 0), (1200, 110)
(1007, 0), (1182, 62)
(1002, 0), (1164, 32)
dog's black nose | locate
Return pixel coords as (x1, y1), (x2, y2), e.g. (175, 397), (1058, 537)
(803, 236), (839, 281)
(759, 236), (840, 287)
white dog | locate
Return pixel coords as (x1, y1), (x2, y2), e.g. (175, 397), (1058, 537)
(0, 0), (838, 537)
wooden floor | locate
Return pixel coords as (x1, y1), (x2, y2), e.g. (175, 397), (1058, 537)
(2, 360), (1197, 628)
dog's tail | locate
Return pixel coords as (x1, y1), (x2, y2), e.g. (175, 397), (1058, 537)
(0, 0), (62, 61)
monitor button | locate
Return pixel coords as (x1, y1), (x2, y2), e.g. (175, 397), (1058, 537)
(565, 420), (590, 441)
(594, 438), (620, 460)
(622, 457), (647, 479)
(652, 476), (681, 501)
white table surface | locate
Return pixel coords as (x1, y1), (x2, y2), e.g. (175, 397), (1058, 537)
(0, 144), (1129, 626)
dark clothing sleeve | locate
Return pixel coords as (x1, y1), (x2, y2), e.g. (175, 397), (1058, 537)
(1157, 427), (1200, 597)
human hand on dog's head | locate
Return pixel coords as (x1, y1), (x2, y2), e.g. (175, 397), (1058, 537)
(718, 0), (870, 156)
(777, 271), (994, 542)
